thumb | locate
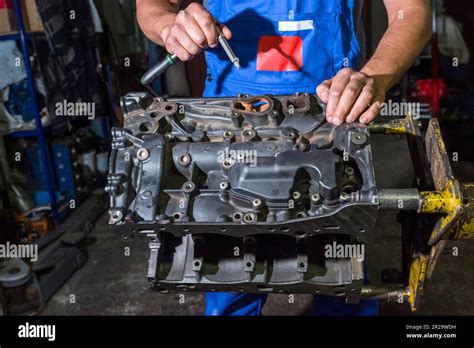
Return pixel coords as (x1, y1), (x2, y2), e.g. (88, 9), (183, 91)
(219, 24), (232, 40)
(316, 79), (332, 103)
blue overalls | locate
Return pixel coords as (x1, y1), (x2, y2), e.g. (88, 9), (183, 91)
(202, 0), (379, 316)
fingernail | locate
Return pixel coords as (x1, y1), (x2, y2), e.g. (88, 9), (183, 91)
(331, 90), (340, 97)
(210, 43), (217, 48)
(346, 114), (354, 123)
(360, 117), (367, 124)
(321, 89), (328, 100)
(332, 118), (341, 125)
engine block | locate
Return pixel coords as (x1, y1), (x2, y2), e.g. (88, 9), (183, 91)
(107, 92), (379, 302)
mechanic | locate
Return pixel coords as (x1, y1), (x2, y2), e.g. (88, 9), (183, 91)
(136, 0), (431, 315)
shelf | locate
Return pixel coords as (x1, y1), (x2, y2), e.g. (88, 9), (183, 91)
(0, 31), (43, 41)
(3, 0), (112, 223)
(7, 126), (51, 139)
(7, 129), (37, 138)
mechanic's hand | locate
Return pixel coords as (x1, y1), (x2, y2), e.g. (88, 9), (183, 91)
(161, 3), (232, 62)
(316, 68), (386, 125)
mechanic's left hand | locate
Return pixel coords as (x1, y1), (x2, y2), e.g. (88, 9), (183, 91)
(316, 67), (386, 125)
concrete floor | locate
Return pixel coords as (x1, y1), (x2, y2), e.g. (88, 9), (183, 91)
(41, 134), (474, 315)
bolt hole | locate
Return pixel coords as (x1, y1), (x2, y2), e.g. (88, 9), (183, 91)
(139, 122), (153, 132)
(281, 226), (290, 232)
(342, 185), (357, 194)
(295, 231), (307, 238)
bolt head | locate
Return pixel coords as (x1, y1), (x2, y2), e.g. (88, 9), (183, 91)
(137, 148), (150, 161)
(351, 132), (367, 145)
(252, 199), (262, 207)
(179, 153), (191, 166)
(311, 193), (321, 203)
(292, 191), (301, 200)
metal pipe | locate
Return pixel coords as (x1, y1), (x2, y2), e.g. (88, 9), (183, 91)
(361, 285), (409, 302)
(378, 189), (421, 210)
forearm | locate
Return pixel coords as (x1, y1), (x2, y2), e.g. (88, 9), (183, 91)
(361, 0), (432, 91)
(136, 0), (181, 45)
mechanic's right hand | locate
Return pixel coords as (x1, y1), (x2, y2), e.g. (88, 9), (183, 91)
(161, 3), (232, 61)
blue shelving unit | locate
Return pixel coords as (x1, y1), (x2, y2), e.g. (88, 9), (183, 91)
(1, 0), (112, 223)
(0, 0), (59, 220)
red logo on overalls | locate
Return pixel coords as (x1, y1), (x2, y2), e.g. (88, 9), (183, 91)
(256, 36), (303, 71)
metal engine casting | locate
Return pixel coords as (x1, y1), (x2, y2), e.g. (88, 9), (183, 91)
(106, 93), (377, 303)
(106, 92), (474, 309)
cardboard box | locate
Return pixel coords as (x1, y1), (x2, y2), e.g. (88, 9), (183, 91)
(22, 0), (43, 32)
(0, 1), (43, 34)
(0, 8), (16, 33)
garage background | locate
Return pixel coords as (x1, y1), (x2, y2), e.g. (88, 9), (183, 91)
(0, 0), (473, 315)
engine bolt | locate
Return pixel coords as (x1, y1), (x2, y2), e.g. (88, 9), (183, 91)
(219, 181), (230, 191)
(182, 181), (195, 193)
(243, 213), (256, 224)
(292, 191), (301, 201)
(111, 210), (123, 222)
(311, 193), (321, 203)
(232, 212), (243, 222)
(179, 153), (192, 166)
(345, 167), (355, 176)
(137, 148), (150, 161)
(294, 143), (307, 152)
(351, 132), (367, 145)
(223, 130), (234, 138)
(340, 192), (351, 201)
(252, 198), (262, 208)
(223, 158), (235, 169)
(242, 129), (256, 140)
